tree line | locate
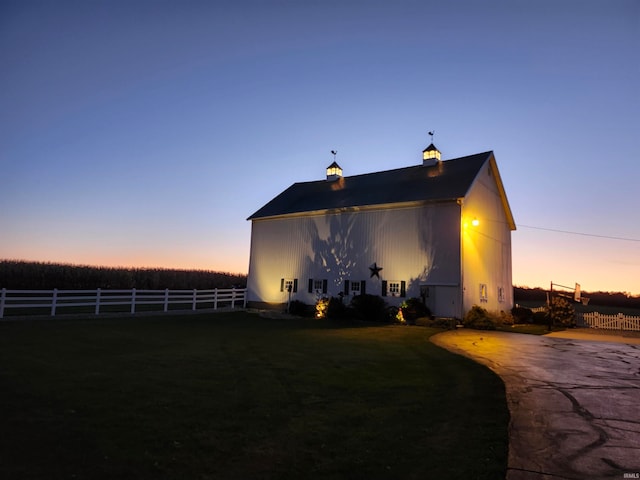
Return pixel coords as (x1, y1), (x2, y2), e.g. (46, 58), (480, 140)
(0, 260), (247, 290)
(514, 286), (640, 310)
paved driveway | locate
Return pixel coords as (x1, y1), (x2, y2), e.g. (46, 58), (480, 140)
(431, 330), (640, 480)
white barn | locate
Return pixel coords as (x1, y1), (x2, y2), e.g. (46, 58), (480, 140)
(246, 142), (516, 318)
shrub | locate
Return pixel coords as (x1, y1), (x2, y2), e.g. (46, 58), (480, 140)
(288, 300), (311, 316)
(497, 310), (514, 326)
(548, 296), (575, 327)
(511, 306), (533, 324)
(463, 305), (497, 330)
(416, 317), (459, 329)
(350, 294), (388, 323)
(327, 296), (349, 320)
(399, 298), (432, 325)
(386, 305), (403, 324)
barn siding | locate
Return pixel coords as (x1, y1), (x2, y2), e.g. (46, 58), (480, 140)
(247, 203), (461, 309)
(461, 157), (514, 314)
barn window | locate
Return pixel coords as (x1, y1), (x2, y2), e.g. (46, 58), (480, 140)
(308, 278), (328, 294)
(344, 280), (366, 295)
(498, 286), (505, 303)
(280, 278), (298, 293)
(479, 283), (488, 302)
(382, 280), (406, 297)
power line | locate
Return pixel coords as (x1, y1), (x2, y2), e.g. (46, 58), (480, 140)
(518, 224), (640, 243)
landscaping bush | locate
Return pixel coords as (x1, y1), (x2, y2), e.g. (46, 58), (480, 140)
(315, 296), (350, 320)
(416, 317), (459, 329)
(350, 294), (388, 322)
(288, 300), (311, 316)
(399, 297), (432, 325)
(327, 296), (349, 319)
(463, 305), (497, 330)
(386, 305), (403, 324)
(497, 310), (514, 326)
(548, 296), (575, 327)
(511, 306), (533, 324)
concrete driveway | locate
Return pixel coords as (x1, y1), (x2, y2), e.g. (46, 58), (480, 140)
(431, 330), (640, 480)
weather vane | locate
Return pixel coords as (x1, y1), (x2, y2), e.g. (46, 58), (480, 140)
(331, 150), (337, 161)
(428, 130), (435, 143)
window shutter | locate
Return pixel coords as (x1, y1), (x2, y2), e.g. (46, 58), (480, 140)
(322, 279), (328, 294)
(280, 278), (284, 292)
(361, 280), (366, 295)
(344, 280), (349, 295)
(400, 281), (406, 297)
(381, 280), (388, 296)
(293, 279), (298, 293)
(308, 279), (313, 293)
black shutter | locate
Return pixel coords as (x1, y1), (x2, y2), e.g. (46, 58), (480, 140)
(344, 280), (350, 295)
(361, 280), (366, 295)
(308, 279), (313, 293)
(381, 280), (388, 296)
(280, 278), (284, 292)
(293, 279), (298, 293)
(400, 281), (406, 297)
(322, 279), (328, 294)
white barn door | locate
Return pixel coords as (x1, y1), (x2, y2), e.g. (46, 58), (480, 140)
(423, 285), (460, 318)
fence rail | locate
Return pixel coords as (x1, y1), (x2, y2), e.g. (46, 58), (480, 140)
(0, 287), (246, 319)
(576, 312), (640, 332)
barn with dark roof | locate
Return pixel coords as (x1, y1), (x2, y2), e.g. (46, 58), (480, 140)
(246, 140), (516, 318)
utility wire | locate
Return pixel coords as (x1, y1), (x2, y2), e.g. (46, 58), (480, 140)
(518, 224), (640, 243)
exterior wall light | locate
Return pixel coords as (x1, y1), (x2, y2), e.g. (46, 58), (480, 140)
(471, 218), (480, 227)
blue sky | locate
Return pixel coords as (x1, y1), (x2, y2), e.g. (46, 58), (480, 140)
(1, 0), (639, 294)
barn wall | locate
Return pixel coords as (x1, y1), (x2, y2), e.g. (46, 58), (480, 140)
(247, 202), (461, 311)
(461, 157), (514, 315)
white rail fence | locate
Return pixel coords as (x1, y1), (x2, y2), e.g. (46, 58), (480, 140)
(0, 288), (246, 319)
(576, 312), (640, 332)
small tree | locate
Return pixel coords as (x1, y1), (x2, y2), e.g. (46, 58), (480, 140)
(548, 296), (575, 327)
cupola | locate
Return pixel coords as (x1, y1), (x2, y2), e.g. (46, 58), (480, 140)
(326, 161), (342, 181)
(422, 143), (441, 166)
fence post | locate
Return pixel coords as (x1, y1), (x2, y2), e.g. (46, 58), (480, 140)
(192, 289), (197, 311)
(51, 288), (58, 316)
(131, 288), (136, 314)
(164, 288), (169, 312)
(231, 288), (236, 309)
(95, 288), (101, 315)
(0, 288), (5, 319)
(243, 288), (247, 308)
(214, 288), (218, 310)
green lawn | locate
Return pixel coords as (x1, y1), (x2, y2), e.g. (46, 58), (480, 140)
(0, 312), (508, 479)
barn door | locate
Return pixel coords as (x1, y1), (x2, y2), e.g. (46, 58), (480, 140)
(422, 285), (459, 318)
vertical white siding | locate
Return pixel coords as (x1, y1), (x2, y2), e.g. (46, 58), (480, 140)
(461, 158), (514, 314)
(247, 202), (462, 310)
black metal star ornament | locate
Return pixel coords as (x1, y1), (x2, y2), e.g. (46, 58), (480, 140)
(369, 262), (383, 278)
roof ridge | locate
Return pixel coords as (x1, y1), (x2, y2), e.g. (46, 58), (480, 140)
(247, 151), (495, 220)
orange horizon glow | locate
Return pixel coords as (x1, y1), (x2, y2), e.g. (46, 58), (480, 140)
(2, 253), (638, 296)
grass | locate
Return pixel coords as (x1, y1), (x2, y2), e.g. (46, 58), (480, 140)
(0, 312), (508, 480)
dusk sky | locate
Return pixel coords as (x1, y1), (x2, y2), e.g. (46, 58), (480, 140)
(1, 0), (639, 294)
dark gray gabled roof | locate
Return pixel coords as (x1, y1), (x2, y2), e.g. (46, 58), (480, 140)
(248, 151), (493, 220)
